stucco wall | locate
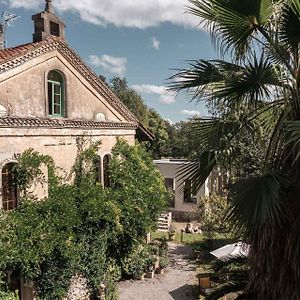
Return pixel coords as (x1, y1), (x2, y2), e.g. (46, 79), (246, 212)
(154, 160), (209, 214)
(0, 52), (126, 122)
(0, 127), (135, 205)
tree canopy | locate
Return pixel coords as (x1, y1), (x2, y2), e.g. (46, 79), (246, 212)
(170, 0), (300, 298)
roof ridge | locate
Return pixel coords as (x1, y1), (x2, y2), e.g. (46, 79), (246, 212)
(0, 37), (138, 123)
(0, 116), (137, 130)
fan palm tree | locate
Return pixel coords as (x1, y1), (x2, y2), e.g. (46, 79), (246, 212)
(207, 256), (249, 300)
(170, 0), (300, 298)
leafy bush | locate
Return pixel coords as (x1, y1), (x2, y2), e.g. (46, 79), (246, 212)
(159, 257), (170, 269)
(0, 291), (19, 300)
(0, 139), (167, 299)
(198, 193), (231, 241)
(121, 246), (149, 278)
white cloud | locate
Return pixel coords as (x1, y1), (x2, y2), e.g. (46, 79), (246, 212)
(5, 0), (200, 29)
(88, 54), (127, 76)
(132, 84), (165, 94)
(132, 84), (176, 104)
(181, 109), (201, 116)
(159, 94), (175, 104)
(151, 37), (160, 50)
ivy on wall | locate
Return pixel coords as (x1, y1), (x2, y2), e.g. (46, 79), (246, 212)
(0, 138), (167, 299)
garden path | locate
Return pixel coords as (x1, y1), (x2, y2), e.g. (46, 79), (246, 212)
(118, 242), (199, 300)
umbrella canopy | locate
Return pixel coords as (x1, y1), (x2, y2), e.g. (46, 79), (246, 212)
(210, 242), (250, 262)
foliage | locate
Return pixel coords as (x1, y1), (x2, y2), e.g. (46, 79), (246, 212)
(110, 77), (170, 158)
(121, 245), (152, 278)
(166, 118), (204, 158)
(205, 256), (249, 300)
(108, 139), (167, 258)
(0, 291), (19, 300)
(159, 257), (170, 269)
(199, 194), (231, 241)
(12, 148), (58, 197)
(169, 0), (300, 297)
(0, 139), (167, 299)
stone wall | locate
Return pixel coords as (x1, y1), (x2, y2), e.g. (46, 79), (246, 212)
(0, 126), (135, 206)
(0, 51), (126, 123)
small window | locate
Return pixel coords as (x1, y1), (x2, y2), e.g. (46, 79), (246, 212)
(50, 21), (60, 36)
(48, 71), (64, 117)
(103, 154), (111, 188)
(2, 163), (18, 211)
(164, 178), (175, 208)
(94, 156), (101, 184)
(183, 179), (197, 203)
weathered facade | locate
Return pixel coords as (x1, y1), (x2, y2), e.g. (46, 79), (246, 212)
(0, 1), (139, 201)
(154, 159), (210, 221)
(0, 2), (143, 298)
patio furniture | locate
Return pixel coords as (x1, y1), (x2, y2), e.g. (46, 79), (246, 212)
(197, 273), (215, 295)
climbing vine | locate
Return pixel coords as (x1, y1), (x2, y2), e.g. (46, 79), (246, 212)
(0, 139), (167, 299)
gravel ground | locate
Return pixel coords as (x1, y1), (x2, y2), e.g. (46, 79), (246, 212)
(118, 243), (199, 300)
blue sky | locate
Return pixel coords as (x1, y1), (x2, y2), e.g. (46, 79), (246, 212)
(1, 0), (218, 122)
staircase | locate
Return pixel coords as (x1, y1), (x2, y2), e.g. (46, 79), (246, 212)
(157, 211), (172, 231)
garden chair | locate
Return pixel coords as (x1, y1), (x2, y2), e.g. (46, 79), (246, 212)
(197, 273), (215, 295)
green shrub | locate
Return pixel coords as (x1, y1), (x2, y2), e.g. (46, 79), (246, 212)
(0, 139), (167, 298)
(159, 257), (170, 269)
(0, 291), (19, 300)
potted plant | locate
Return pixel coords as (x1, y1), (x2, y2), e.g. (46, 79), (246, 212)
(157, 257), (170, 274)
(168, 224), (176, 241)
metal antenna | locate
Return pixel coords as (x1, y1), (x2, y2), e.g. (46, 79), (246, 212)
(1, 11), (20, 48)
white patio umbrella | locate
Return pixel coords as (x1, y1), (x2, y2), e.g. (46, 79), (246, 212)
(210, 242), (250, 262)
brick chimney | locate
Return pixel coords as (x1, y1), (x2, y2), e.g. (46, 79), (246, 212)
(32, 0), (66, 42)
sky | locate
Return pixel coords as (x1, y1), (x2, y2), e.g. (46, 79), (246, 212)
(0, 0), (218, 123)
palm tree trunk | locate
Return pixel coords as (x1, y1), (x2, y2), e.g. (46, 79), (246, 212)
(245, 193), (300, 299)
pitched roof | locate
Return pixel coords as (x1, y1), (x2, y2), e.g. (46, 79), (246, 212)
(0, 37), (137, 123)
(0, 116), (137, 130)
(0, 38), (54, 62)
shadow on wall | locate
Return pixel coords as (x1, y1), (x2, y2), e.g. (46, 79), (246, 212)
(169, 284), (199, 300)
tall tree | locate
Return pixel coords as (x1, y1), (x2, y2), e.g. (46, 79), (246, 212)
(110, 77), (170, 158)
(170, 0), (300, 298)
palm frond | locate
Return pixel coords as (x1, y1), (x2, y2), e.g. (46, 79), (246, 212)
(206, 279), (247, 300)
(228, 171), (290, 239)
(211, 255), (249, 273)
(214, 55), (283, 105)
(178, 150), (217, 193)
(169, 57), (284, 109)
(188, 0), (273, 58)
(168, 59), (225, 99)
(282, 121), (300, 165)
(279, 1), (300, 50)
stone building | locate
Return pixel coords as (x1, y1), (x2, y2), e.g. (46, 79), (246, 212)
(154, 158), (210, 221)
(154, 158), (228, 221)
(0, 1), (150, 298)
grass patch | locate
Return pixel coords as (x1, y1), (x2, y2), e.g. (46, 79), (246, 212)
(151, 230), (204, 244)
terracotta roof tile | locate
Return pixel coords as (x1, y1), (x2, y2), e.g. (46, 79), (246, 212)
(0, 37), (62, 63)
(0, 37), (138, 123)
(0, 116), (137, 130)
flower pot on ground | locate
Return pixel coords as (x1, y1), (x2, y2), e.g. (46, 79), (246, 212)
(159, 257), (170, 269)
(154, 256), (160, 270)
(156, 267), (164, 275)
(145, 269), (155, 279)
(133, 272), (146, 281)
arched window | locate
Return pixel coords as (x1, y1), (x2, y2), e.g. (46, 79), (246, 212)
(94, 156), (102, 184)
(103, 154), (111, 188)
(2, 163), (18, 211)
(48, 71), (65, 117)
